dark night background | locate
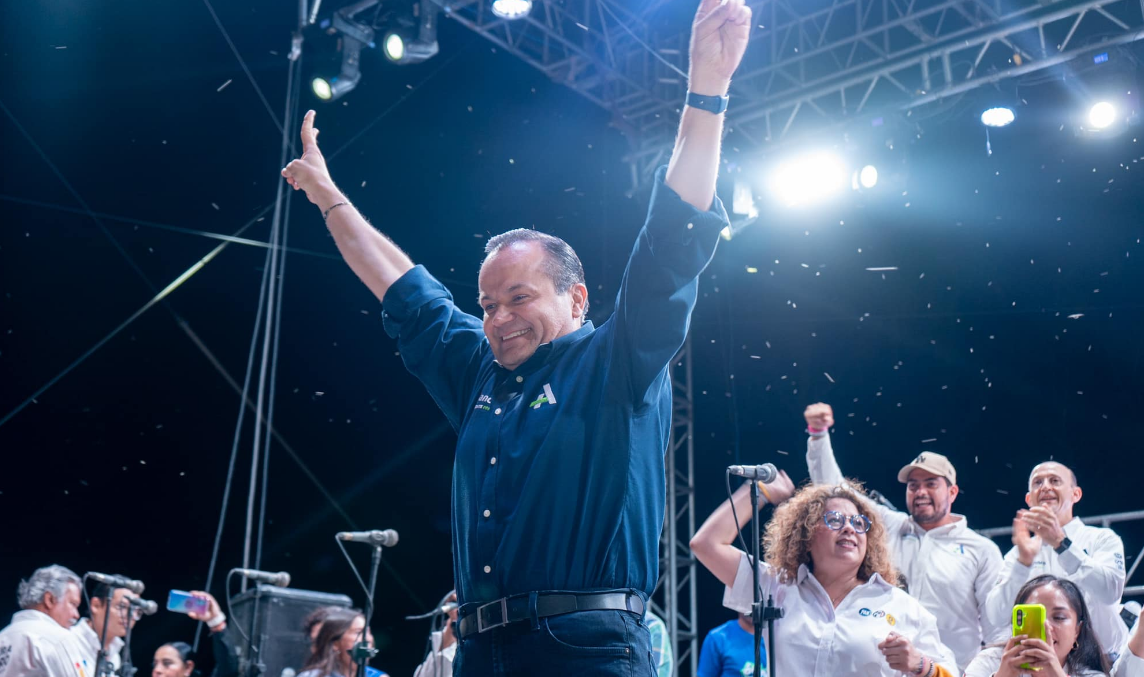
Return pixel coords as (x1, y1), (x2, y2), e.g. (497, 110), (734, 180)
(1, 0), (1142, 675)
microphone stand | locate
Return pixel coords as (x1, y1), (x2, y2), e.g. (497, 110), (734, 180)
(749, 480), (783, 677)
(120, 608), (137, 677)
(95, 591), (115, 677)
(351, 545), (381, 677)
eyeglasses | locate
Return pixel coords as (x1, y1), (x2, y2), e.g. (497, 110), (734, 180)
(823, 510), (872, 534)
(113, 601), (143, 621)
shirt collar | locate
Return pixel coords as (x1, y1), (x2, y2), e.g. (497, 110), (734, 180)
(795, 563), (892, 591)
(77, 617), (124, 654)
(1063, 516), (1084, 536)
(493, 321), (595, 375)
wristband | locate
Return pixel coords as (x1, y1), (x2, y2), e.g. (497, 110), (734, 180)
(323, 201), (350, 222)
(756, 480), (774, 504)
(685, 91), (729, 114)
(807, 426), (827, 437)
(206, 613), (226, 629)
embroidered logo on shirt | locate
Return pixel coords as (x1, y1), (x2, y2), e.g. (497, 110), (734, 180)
(886, 613), (897, 626)
(873, 610), (886, 618)
(859, 608), (872, 617)
(739, 662), (756, 676)
(529, 383), (557, 409)
(474, 394), (492, 411)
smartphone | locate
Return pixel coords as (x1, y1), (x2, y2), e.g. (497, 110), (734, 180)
(1013, 603), (1047, 671)
(167, 590), (209, 615)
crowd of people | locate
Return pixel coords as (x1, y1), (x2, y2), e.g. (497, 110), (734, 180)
(691, 402), (1142, 677)
(0, 568), (387, 677)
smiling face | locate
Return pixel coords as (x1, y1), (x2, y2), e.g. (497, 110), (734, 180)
(809, 497), (868, 574)
(906, 469), (958, 526)
(1026, 462), (1082, 522)
(478, 240), (587, 371)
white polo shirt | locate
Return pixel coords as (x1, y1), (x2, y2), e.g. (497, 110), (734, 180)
(0, 611), (89, 677)
(68, 620), (122, 676)
(806, 433), (1007, 670)
(722, 551), (957, 677)
(964, 646), (1106, 677)
(984, 517), (1128, 658)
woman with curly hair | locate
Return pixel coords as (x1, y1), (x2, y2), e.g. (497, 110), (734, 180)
(691, 477), (957, 677)
(964, 575), (1111, 677)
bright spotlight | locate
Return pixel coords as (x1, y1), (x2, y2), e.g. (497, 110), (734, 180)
(492, 0), (532, 19)
(981, 107), (1015, 128)
(384, 33), (406, 62)
(859, 165), (878, 189)
(312, 77), (333, 101)
(1088, 101), (1117, 129)
(768, 151), (848, 208)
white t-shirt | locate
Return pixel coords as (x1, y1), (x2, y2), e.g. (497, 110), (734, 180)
(722, 551), (957, 677)
(984, 518), (1128, 656)
(0, 611), (89, 677)
(806, 433), (1007, 671)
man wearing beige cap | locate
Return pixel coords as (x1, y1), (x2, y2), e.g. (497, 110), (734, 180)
(802, 402), (1004, 672)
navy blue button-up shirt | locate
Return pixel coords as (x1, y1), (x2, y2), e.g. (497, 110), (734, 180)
(381, 167), (729, 605)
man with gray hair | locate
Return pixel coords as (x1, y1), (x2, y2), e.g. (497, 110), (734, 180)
(0, 565), (87, 677)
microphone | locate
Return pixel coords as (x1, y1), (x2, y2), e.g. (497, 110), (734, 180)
(868, 489), (898, 512)
(129, 597), (158, 616)
(728, 463), (778, 482)
(337, 530), (400, 547)
(86, 572), (145, 596)
(231, 568), (291, 587)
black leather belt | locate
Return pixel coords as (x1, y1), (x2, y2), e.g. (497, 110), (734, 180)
(457, 591), (645, 638)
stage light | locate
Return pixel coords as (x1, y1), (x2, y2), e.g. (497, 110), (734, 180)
(1088, 101), (1117, 129)
(312, 77), (333, 101)
(858, 165), (878, 189)
(981, 107), (1015, 127)
(384, 32), (406, 62)
(768, 151), (848, 208)
(492, 0), (532, 19)
(732, 179), (757, 217)
(313, 35), (366, 102)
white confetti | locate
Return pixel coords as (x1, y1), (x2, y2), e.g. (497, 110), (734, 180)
(1067, 313), (1084, 319)
(824, 372), (835, 383)
(865, 267), (898, 271)
(217, 79), (233, 92)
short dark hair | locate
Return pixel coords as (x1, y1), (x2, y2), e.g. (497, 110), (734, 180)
(484, 229), (589, 317)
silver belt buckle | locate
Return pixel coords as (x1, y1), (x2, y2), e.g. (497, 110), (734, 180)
(476, 597), (509, 633)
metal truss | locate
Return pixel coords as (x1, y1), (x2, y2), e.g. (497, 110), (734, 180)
(649, 336), (700, 676)
(436, 0), (1144, 185)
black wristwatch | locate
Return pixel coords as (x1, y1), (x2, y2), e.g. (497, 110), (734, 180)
(1054, 536), (1072, 555)
(685, 91), (729, 115)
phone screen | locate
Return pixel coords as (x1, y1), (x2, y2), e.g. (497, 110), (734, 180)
(167, 590), (209, 615)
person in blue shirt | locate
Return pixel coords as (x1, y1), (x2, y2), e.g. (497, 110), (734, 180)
(697, 614), (764, 677)
(281, 0), (751, 673)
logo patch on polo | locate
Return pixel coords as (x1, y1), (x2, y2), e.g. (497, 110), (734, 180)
(474, 393), (492, 411)
(859, 608), (872, 617)
(886, 613), (896, 626)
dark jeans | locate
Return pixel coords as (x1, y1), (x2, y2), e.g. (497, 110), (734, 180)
(454, 608), (654, 677)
